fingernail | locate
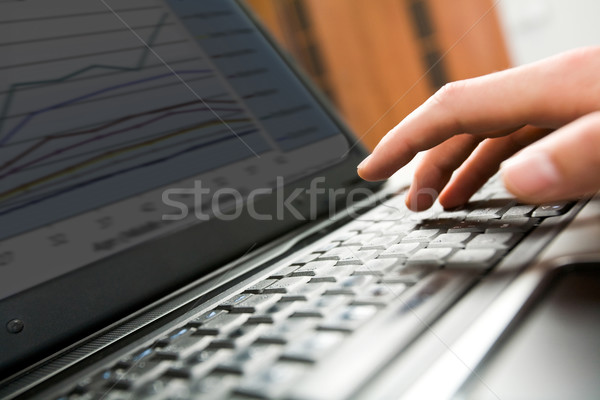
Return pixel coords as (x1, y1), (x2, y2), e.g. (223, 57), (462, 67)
(357, 154), (372, 170)
(501, 152), (560, 197)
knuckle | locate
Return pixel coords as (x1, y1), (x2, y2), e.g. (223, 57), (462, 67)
(429, 81), (469, 131)
(432, 81), (466, 106)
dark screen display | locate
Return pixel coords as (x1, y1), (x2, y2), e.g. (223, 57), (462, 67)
(0, 0), (354, 300)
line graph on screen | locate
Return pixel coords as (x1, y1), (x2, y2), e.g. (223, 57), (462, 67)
(0, 5), (269, 238)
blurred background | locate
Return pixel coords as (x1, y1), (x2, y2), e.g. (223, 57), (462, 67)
(243, 0), (600, 150)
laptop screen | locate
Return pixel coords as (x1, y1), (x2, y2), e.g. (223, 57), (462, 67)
(0, 0), (371, 374)
(0, 0), (359, 301)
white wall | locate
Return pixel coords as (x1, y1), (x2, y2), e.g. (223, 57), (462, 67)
(496, 0), (600, 65)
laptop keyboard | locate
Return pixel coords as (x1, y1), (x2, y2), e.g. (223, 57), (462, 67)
(54, 178), (574, 400)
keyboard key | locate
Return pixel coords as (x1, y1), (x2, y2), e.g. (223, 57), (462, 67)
(352, 258), (398, 276)
(108, 358), (170, 390)
(280, 282), (328, 301)
(468, 190), (492, 203)
(289, 260), (337, 276)
(308, 268), (350, 283)
(467, 232), (523, 250)
(117, 347), (154, 368)
(319, 247), (378, 265)
(132, 377), (174, 398)
(318, 305), (378, 332)
(148, 379), (193, 400)
(436, 208), (468, 220)
(188, 309), (226, 328)
(418, 220), (457, 232)
(187, 373), (240, 399)
(311, 241), (340, 253)
(381, 195), (406, 209)
(290, 252), (320, 265)
(380, 265), (435, 284)
(218, 293), (253, 311)
(155, 331), (212, 361)
(403, 208), (440, 222)
(281, 331), (345, 363)
(466, 199), (515, 219)
(235, 362), (307, 399)
(532, 201), (573, 217)
(155, 327), (192, 347)
(502, 204), (536, 219)
(386, 222), (419, 235)
(342, 220), (373, 232)
(216, 344), (282, 375)
(485, 218), (538, 233)
(341, 233), (378, 246)
(361, 221), (400, 234)
(67, 379), (94, 397)
(335, 249), (380, 265)
(357, 207), (398, 222)
(428, 232), (473, 248)
(446, 249), (500, 269)
(227, 294), (282, 314)
(269, 265), (300, 279)
(194, 313), (247, 336)
(327, 230), (358, 242)
(324, 275), (375, 295)
(447, 220), (486, 233)
(184, 348), (234, 378)
(244, 279), (278, 294)
(360, 235), (403, 250)
(378, 242), (425, 259)
(162, 349), (233, 383)
(375, 208), (410, 222)
(89, 368), (130, 392)
(292, 295), (349, 318)
(352, 283), (408, 306)
(262, 276), (311, 293)
(401, 229), (440, 242)
(318, 246), (358, 260)
(95, 390), (133, 400)
(407, 248), (454, 266)
(209, 324), (267, 350)
(246, 300), (300, 324)
(162, 366), (194, 379)
(257, 318), (317, 344)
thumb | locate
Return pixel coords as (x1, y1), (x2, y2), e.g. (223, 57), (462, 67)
(501, 112), (600, 204)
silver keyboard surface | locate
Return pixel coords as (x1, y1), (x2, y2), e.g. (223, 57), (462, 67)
(53, 179), (574, 400)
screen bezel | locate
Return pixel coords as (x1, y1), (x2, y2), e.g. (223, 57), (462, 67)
(0, 1), (380, 378)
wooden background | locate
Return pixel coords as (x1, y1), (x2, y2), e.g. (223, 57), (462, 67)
(244, 0), (510, 149)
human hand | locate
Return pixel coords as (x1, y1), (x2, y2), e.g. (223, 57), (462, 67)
(357, 47), (600, 211)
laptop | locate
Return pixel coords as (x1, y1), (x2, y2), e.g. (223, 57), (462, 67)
(1, 1), (599, 399)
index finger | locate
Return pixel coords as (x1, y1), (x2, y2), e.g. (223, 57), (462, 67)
(358, 47), (600, 181)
